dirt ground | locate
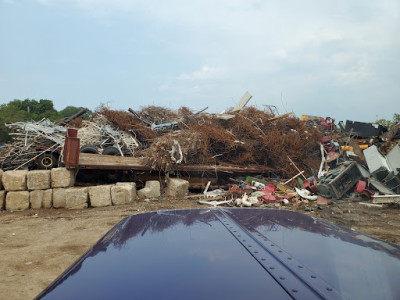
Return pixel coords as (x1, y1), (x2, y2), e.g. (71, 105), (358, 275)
(1, 199), (400, 300)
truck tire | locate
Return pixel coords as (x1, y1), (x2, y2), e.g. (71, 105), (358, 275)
(76, 169), (97, 182)
(37, 153), (57, 169)
(104, 170), (122, 182)
(102, 147), (122, 182)
(102, 146), (120, 156)
(80, 145), (98, 154)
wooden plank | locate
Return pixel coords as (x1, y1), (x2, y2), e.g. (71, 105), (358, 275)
(372, 194), (400, 204)
(78, 153), (149, 170)
(77, 153), (271, 174)
(232, 91), (252, 112)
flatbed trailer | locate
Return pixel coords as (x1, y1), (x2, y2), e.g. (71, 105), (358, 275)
(63, 128), (272, 177)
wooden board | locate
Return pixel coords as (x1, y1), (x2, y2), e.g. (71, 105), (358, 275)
(78, 153), (149, 170)
(76, 153), (271, 174)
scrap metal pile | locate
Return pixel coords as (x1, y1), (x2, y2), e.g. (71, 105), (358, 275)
(1, 94), (398, 209)
(196, 118), (400, 208)
(0, 119), (66, 170)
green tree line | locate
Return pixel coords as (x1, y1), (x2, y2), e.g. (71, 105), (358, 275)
(374, 114), (400, 129)
(0, 99), (92, 143)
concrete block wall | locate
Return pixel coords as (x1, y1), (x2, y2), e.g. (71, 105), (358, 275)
(0, 168), (140, 211)
(0, 168), (188, 211)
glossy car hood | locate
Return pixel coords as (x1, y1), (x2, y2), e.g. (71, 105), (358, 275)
(37, 208), (400, 300)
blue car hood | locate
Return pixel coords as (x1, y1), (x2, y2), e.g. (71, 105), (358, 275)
(37, 208), (400, 300)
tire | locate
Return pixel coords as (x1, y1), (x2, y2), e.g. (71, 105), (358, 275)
(37, 153), (57, 169)
(101, 147), (121, 181)
(76, 169), (97, 182)
(80, 145), (99, 154)
(102, 146), (120, 156)
(104, 170), (122, 182)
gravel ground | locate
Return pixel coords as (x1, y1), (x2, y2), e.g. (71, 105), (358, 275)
(1, 199), (399, 299)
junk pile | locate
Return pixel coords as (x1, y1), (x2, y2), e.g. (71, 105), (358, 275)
(1, 92), (399, 208)
(78, 114), (139, 156)
(97, 104), (322, 177)
(0, 109), (88, 170)
(0, 119), (66, 170)
(196, 117), (400, 208)
(0, 94), (323, 176)
(0, 108), (139, 170)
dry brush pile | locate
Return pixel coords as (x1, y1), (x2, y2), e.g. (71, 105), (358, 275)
(97, 106), (322, 178)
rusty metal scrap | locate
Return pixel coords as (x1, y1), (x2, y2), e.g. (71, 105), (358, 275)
(0, 119), (66, 170)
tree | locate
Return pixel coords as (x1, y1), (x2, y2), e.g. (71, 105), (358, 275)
(5, 99), (58, 121)
(0, 103), (30, 122)
(58, 106), (92, 120)
(374, 113), (400, 129)
(0, 103), (30, 143)
(374, 118), (393, 128)
(393, 113), (400, 124)
(0, 99), (93, 142)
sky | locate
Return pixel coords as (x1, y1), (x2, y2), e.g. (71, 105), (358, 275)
(0, 0), (399, 122)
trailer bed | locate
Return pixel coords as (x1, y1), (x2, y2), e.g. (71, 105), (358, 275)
(76, 153), (270, 174)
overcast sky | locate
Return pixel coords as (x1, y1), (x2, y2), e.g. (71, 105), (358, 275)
(0, 0), (399, 122)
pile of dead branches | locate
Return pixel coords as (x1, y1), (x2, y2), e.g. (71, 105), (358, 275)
(99, 105), (322, 177)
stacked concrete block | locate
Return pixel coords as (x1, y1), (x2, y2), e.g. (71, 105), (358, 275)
(30, 190), (43, 209)
(27, 170), (51, 190)
(0, 190), (5, 210)
(51, 168), (75, 188)
(0, 169), (3, 190)
(6, 191), (30, 211)
(65, 187), (88, 209)
(42, 189), (53, 208)
(165, 178), (189, 197)
(30, 189), (53, 209)
(53, 188), (68, 208)
(2, 170), (28, 191)
(137, 181), (160, 199)
(111, 182), (136, 205)
(88, 185), (112, 207)
(0, 168), (159, 210)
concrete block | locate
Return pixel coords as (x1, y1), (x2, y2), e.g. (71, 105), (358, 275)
(27, 170), (51, 190)
(51, 168), (75, 188)
(30, 190), (43, 209)
(137, 180), (160, 199)
(6, 191), (29, 211)
(30, 189), (52, 209)
(0, 190), (5, 210)
(166, 178), (189, 197)
(0, 169), (3, 190)
(42, 189), (53, 208)
(88, 185), (112, 207)
(65, 187), (88, 209)
(53, 188), (67, 208)
(111, 182), (136, 205)
(2, 170), (28, 191)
